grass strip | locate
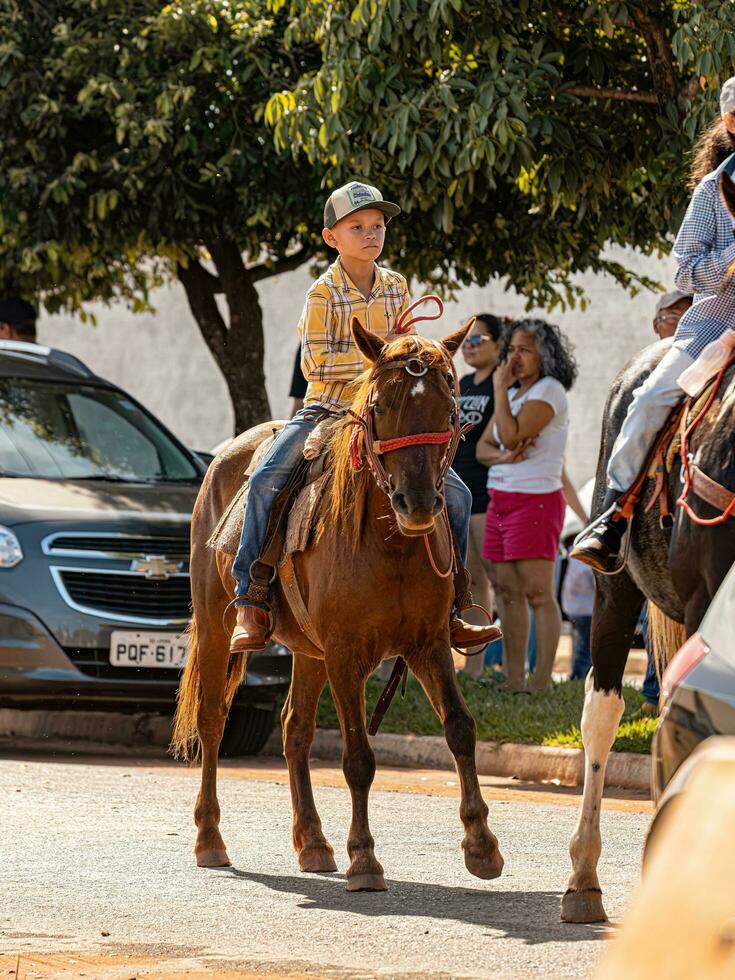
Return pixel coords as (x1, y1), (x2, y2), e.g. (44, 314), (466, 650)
(317, 672), (657, 755)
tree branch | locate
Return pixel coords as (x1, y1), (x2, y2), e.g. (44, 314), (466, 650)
(248, 245), (312, 283)
(562, 85), (659, 104)
(631, 5), (679, 106)
(176, 258), (228, 361)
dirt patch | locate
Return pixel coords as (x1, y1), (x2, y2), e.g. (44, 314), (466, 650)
(0, 951), (328, 980)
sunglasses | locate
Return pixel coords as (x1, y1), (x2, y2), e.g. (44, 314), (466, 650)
(462, 334), (492, 349)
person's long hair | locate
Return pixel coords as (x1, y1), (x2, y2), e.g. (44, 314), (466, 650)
(690, 116), (735, 187)
(502, 318), (578, 391)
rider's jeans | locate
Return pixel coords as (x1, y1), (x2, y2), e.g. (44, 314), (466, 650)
(233, 411), (473, 609)
(607, 346), (695, 493)
(233, 409), (319, 610)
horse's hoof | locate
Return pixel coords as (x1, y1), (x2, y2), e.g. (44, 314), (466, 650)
(464, 847), (504, 880)
(299, 846), (338, 873)
(560, 888), (608, 923)
(196, 848), (231, 868)
(346, 873), (387, 892)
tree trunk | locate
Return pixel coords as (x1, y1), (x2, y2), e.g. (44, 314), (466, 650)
(178, 237), (271, 435)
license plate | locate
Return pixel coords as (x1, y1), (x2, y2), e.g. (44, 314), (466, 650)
(109, 630), (190, 669)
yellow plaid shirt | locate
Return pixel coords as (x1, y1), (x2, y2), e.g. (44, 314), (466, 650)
(299, 257), (410, 412)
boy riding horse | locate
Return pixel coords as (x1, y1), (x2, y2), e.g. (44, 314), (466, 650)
(230, 181), (499, 653)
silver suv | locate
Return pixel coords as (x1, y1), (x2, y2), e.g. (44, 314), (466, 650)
(0, 341), (290, 754)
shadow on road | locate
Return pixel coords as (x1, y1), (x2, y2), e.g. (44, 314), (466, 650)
(220, 868), (608, 944)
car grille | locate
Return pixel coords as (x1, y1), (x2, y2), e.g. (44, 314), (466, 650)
(46, 533), (190, 560)
(59, 570), (191, 621)
(64, 647), (181, 682)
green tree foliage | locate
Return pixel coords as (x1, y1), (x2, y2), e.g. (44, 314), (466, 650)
(0, 0), (324, 430)
(268, 0), (732, 307)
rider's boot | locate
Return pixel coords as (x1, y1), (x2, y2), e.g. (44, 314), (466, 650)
(450, 615), (503, 651)
(230, 605), (272, 654)
(570, 489), (628, 572)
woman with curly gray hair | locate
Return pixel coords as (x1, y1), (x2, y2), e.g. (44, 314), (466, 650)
(476, 318), (578, 691)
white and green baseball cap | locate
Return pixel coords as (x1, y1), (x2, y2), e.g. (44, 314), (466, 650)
(324, 180), (401, 229)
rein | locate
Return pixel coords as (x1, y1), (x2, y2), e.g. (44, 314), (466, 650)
(677, 355), (735, 525)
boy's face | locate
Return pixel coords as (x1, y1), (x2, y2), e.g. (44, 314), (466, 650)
(322, 208), (387, 262)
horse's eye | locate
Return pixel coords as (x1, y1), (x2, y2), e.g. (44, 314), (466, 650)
(374, 404), (385, 416)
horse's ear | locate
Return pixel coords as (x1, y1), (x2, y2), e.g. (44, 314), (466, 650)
(719, 172), (735, 221)
(351, 316), (386, 363)
(441, 316), (475, 354)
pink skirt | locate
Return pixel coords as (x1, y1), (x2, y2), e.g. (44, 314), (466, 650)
(483, 488), (566, 563)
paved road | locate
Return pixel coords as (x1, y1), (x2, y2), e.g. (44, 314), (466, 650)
(0, 750), (650, 979)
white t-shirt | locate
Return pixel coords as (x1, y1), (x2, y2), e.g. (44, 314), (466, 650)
(486, 376), (569, 494)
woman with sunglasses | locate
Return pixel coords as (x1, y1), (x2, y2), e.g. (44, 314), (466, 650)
(453, 314), (508, 673)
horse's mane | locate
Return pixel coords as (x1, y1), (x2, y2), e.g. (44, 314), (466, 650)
(317, 333), (451, 543)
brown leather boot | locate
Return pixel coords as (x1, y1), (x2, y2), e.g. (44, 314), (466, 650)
(450, 616), (503, 651)
(230, 606), (272, 654)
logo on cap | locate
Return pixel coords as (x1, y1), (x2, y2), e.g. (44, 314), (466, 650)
(346, 184), (376, 207)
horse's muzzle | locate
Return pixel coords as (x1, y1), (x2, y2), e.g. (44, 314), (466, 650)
(391, 489), (444, 535)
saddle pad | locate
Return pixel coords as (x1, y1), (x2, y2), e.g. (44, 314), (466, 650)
(208, 461), (330, 559)
(207, 430), (281, 555)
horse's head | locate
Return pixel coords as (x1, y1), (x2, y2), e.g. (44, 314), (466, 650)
(351, 316), (473, 535)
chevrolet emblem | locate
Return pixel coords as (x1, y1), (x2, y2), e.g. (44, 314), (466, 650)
(130, 555), (182, 580)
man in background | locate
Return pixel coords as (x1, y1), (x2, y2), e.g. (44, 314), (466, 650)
(0, 298), (37, 343)
(653, 289), (692, 341)
(641, 288), (692, 712)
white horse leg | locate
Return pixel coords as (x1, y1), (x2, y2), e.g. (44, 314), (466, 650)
(561, 674), (624, 923)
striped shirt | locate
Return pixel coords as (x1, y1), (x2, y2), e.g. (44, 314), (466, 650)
(299, 257), (410, 411)
(673, 152), (735, 358)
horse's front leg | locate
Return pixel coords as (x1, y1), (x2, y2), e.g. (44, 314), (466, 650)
(410, 638), (504, 880)
(326, 651), (386, 892)
(282, 652), (337, 873)
(561, 574), (640, 923)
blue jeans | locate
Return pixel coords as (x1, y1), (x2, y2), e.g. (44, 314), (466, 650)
(569, 616), (592, 680)
(233, 409), (472, 607)
(639, 603), (660, 705)
(642, 652), (660, 706)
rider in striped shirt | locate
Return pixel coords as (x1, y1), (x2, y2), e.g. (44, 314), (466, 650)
(573, 77), (735, 570)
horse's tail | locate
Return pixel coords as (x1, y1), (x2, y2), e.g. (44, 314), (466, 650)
(170, 616), (202, 761)
(170, 613), (248, 762)
(648, 603), (687, 679)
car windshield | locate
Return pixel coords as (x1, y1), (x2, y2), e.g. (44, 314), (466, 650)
(0, 378), (199, 482)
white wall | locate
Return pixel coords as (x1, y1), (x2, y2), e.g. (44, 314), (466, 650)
(38, 247), (676, 485)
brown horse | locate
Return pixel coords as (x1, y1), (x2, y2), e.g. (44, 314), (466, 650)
(172, 319), (504, 891)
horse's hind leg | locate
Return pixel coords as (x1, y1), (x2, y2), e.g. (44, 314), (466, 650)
(326, 653), (386, 892)
(411, 639), (503, 880)
(194, 617), (232, 868)
(282, 653), (337, 873)
(561, 572), (643, 923)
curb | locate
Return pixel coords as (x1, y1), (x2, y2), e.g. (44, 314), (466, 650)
(270, 728), (651, 792)
(0, 710), (650, 792)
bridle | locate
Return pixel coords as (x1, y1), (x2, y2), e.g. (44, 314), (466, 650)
(346, 297), (473, 577)
(347, 297), (471, 499)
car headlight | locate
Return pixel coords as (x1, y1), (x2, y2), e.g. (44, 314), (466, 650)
(0, 525), (23, 568)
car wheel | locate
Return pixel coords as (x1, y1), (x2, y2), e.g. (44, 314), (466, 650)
(220, 704), (278, 757)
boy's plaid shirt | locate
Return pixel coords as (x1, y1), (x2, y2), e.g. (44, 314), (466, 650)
(300, 257), (410, 411)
